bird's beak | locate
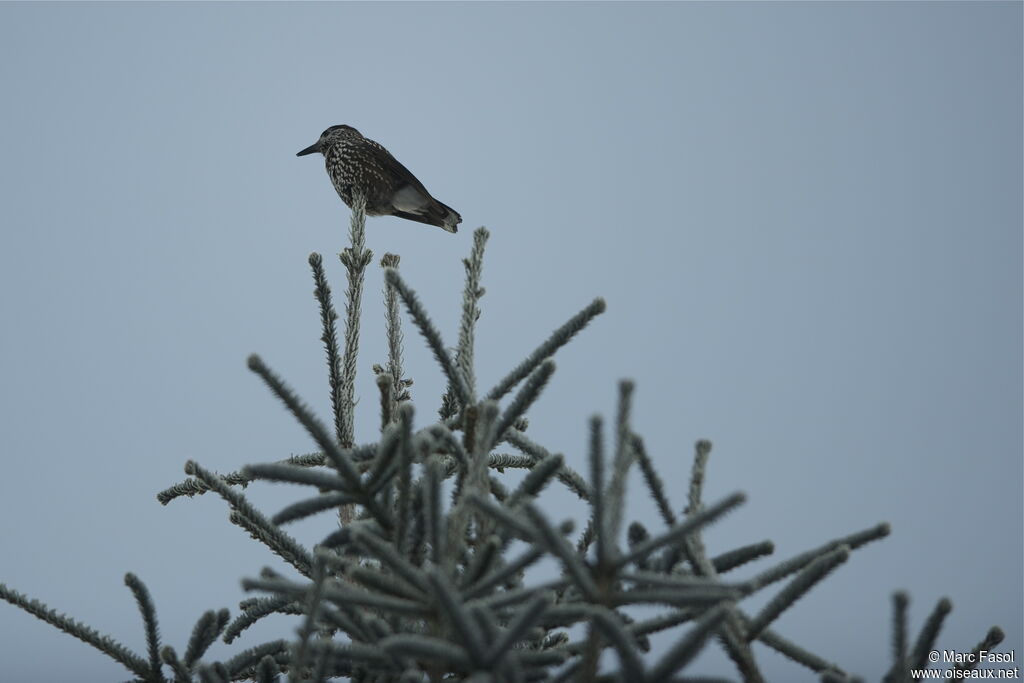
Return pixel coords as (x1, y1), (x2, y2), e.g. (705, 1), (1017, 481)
(296, 142), (320, 157)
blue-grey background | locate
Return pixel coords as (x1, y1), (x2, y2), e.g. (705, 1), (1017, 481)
(0, 2), (1020, 680)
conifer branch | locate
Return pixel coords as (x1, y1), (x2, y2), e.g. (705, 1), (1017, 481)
(745, 522), (890, 592)
(271, 492), (356, 526)
(908, 597), (953, 670)
(241, 463), (351, 491)
(589, 607), (645, 682)
(223, 595), (300, 644)
(242, 576), (429, 618)
(504, 453), (565, 509)
(441, 227), (489, 418)
(378, 633), (471, 669)
(185, 460), (313, 576)
(631, 434), (676, 528)
(427, 422), (469, 465)
(687, 439), (712, 515)
(465, 492), (542, 540)
(467, 401), (499, 495)
(614, 492), (747, 571)
(380, 252), (409, 422)
(955, 626), (1005, 672)
(492, 359), (555, 448)
(485, 452), (538, 471)
(159, 645), (190, 682)
(604, 380), (635, 554)
(523, 503), (600, 602)
(157, 452), (329, 505)
(504, 428), (592, 501)
(423, 459), (446, 565)
(196, 663), (228, 683)
(124, 573), (163, 680)
(888, 590), (910, 681)
(464, 545), (547, 600)
(220, 639), (290, 678)
(384, 268), (472, 412)
(588, 415), (607, 567)
(746, 546), (851, 641)
(291, 558), (328, 679)
(425, 569), (486, 667)
(255, 655), (281, 683)
(376, 371), (393, 432)
(246, 355), (362, 487)
(754, 626), (842, 674)
(394, 403), (415, 554)
(486, 297), (606, 403)
(349, 528), (431, 595)
(646, 603), (730, 681)
(460, 534), (503, 590)
(0, 582), (150, 678)
(183, 608), (230, 668)
(711, 540), (775, 573)
(347, 565), (421, 602)
(309, 252), (346, 446)
(337, 193), (372, 450)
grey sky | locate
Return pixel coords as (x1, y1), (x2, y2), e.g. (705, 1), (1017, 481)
(0, 2), (1020, 680)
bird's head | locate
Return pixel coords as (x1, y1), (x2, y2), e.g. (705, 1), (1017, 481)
(296, 125), (361, 157)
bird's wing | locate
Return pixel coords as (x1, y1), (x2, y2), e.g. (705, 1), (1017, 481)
(367, 139), (435, 199)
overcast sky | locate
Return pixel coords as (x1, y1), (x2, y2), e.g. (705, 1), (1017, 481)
(0, 2), (1020, 681)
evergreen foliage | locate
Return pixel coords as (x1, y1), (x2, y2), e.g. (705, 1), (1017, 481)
(0, 201), (1005, 682)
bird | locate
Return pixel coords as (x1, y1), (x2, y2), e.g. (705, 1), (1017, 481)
(297, 125), (461, 233)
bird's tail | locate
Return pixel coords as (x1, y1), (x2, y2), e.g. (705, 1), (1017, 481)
(393, 198), (461, 233)
(432, 200), (461, 233)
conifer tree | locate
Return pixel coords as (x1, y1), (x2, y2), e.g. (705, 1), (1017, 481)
(0, 201), (1004, 682)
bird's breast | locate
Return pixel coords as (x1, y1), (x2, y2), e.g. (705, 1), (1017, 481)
(324, 148), (393, 215)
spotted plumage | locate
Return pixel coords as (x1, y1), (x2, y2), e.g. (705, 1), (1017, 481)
(297, 125), (461, 233)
